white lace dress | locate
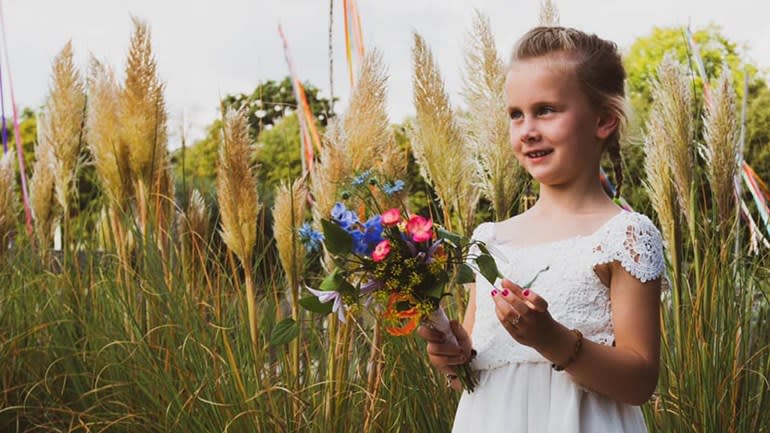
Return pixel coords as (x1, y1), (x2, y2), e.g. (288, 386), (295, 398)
(452, 210), (664, 433)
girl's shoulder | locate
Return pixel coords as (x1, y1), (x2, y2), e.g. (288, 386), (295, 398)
(593, 210), (665, 283)
(469, 213), (527, 244)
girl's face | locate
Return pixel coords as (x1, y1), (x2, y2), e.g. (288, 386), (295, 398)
(505, 54), (614, 189)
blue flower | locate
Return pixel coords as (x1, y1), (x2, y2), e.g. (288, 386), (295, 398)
(298, 222), (324, 253)
(331, 202), (359, 230)
(363, 215), (384, 249)
(382, 179), (405, 196)
(350, 231), (369, 255)
(351, 170), (372, 186)
(350, 215), (384, 256)
(331, 203), (385, 256)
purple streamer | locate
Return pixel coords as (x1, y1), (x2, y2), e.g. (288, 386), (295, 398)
(0, 55), (7, 154)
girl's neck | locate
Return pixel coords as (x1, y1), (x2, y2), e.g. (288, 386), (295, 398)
(530, 176), (618, 217)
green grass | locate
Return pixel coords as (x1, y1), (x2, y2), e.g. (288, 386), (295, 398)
(0, 221), (460, 432)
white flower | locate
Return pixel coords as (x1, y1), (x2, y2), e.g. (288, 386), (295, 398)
(306, 285), (347, 322)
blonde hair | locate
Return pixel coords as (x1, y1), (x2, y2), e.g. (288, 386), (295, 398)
(510, 26), (628, 198)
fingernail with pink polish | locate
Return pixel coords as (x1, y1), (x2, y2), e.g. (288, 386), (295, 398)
(501, 289), (510, 297)
(491, 289), (498, 297)
(523, 289), (531, 297)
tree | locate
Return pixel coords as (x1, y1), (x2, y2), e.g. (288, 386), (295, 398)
(625, 25), (753, 120)
(173, 77), (334, 202)
(254, 113), (302, 206)
(174, 119), (222, 197)
(222, 77), (334, 137)
(618, 25), (770, 212)
(7, 107), (37, 172)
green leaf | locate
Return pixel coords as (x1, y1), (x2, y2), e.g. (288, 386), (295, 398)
(436, 227), (464, 247)
(318, 269), (356, 296)
(320, 268), (342, 292)
(477, 242), (490, 255)
(270, 318), (299, 346)
(321, 219), (353, 255)
(426, 283), (446, 299)
(476, 254), (501, 286)
(454, 263), (475, 285)
(337, 278), (357, 296)
(299, 296), (334, 315)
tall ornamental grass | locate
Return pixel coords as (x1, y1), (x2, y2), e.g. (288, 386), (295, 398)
(642, 53), (770, 433)
(1, 12), (768, 433)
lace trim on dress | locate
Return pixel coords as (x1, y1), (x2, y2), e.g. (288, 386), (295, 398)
(591, 213), (665, 283)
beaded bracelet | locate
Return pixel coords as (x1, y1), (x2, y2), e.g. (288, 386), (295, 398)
(551, 329), (583, 371)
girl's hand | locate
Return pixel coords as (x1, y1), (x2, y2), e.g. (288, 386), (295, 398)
(491, 278), (560, 351)
(416, 320), (473, 376)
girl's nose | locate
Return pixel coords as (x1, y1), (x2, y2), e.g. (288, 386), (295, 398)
(519, 121), (541, 144)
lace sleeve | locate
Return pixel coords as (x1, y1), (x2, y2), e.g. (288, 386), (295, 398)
(593, 213), (665, 283)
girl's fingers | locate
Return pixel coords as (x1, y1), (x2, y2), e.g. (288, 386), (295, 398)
(427, 343), (470, 367)
(494, 287), (530, 317)
(500, 278), (523, 293)
(491, 289), (527, 324)
(431, 353), (470, 366)
(500, 278), (548, 312)
(426, 341), (465, 358)
(520, 288), (549, 312)
(416, 324), (448, 343)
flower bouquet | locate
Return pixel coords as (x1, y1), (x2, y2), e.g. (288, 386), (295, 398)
(299, 172), (501, 392)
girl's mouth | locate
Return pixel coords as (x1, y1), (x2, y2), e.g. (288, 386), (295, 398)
(525, 149), (553, 160)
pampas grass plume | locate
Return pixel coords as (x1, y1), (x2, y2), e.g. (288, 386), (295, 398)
(43, 41), (86, 216)
(410, 32), (479, 234)
(217, 108), (259, 266)
(702, 71), (739, 235)
(87, 57), (131, 209)
(462, 11), (524, 221)
(30, 118), (59, 252)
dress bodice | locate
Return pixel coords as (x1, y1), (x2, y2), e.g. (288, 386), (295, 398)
(468, 210), (665, 371)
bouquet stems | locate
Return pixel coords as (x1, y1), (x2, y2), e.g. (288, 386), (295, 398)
(424, 306), (477, 392)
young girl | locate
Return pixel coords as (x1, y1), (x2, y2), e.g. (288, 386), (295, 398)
(418, 26), (664, 432)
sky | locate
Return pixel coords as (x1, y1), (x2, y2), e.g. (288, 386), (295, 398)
(4, 0), (770, 148)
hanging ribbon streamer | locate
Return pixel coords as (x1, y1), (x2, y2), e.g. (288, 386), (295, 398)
(742, 162), (770, 237)
(278, 24), (322, 175)
(0, 47), (7, 154)
(598, 167), (633, 211)
(740, 200), (770, 253)
(684, 27), (713, 109)
(0, 2), (33, 236)
(343, 0), (365, 87)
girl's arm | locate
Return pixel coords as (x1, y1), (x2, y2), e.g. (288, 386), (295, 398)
(495, 264), (661, 405)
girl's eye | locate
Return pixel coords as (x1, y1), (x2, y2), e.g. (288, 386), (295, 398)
(537, 106), (555, 116)
(509, 110), (523, 120)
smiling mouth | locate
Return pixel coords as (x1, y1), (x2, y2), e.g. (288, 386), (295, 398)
(525, 149), (553, 158)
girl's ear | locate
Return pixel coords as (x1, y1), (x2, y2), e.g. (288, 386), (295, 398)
(595, 112), (619, 140)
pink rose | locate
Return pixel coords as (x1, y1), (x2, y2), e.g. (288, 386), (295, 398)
(372, 240), (391, 262)
(407, 214), (433, 242)
(381, 208), (401, 226)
